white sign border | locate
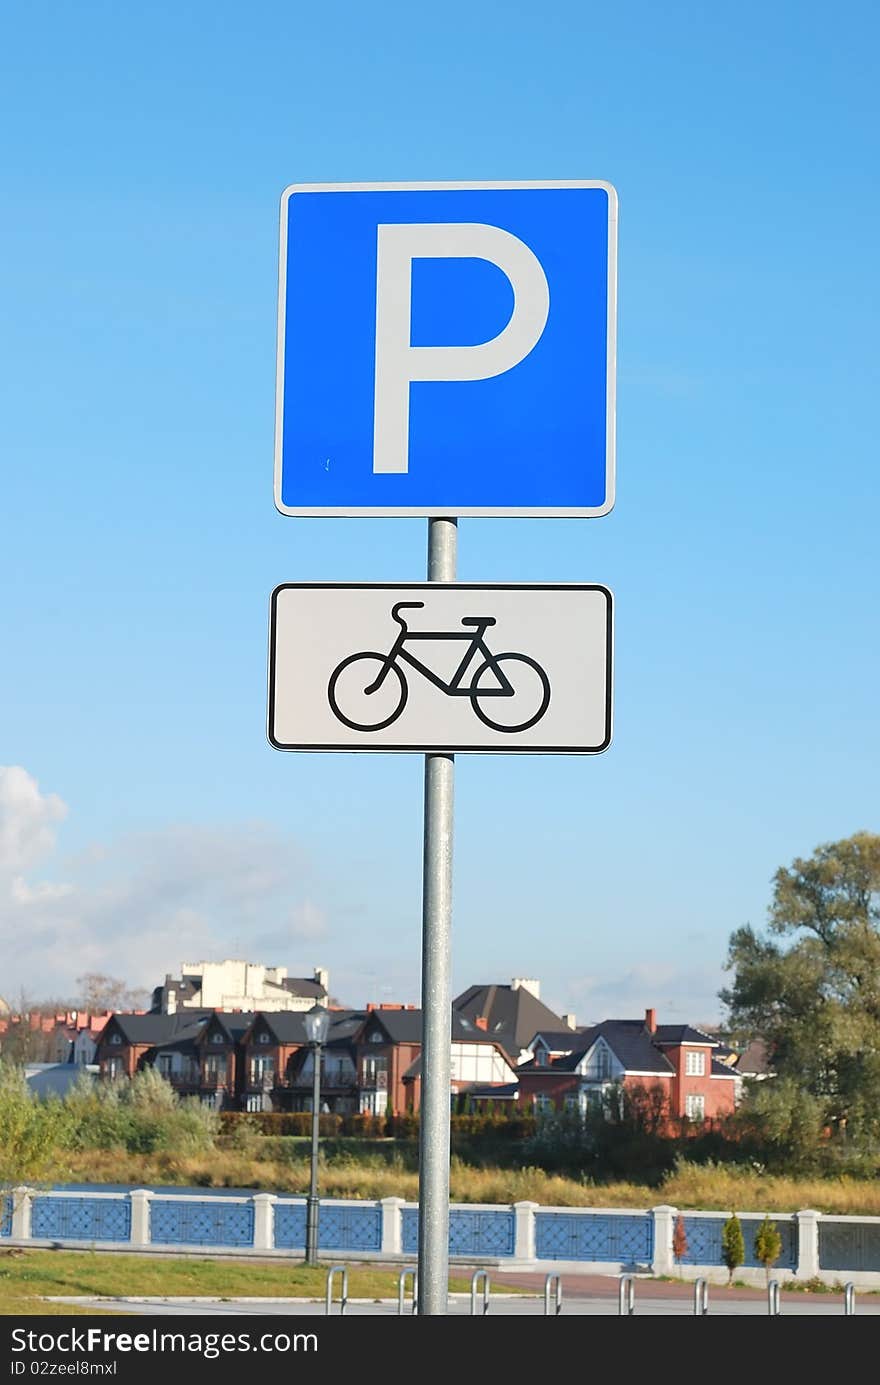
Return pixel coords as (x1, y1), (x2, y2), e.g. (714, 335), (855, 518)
(267, 581), (613, 753)
(273, 180), (618, 518)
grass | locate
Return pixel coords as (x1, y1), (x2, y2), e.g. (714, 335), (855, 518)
(41, 1146), (880, 1216)
(0, 1248), (476, 1316)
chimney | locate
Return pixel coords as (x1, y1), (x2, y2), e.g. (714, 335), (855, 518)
(511, 977), (540, 999)
(166, 988), (177, 1015)
(562, 1013), (577, 1030)
(645, 1007), (656, 1034)
(314, 966), (329, 993)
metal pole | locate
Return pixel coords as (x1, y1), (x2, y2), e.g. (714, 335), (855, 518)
(417, 516), (457, 1316)
(306, 1040), (321, 1265)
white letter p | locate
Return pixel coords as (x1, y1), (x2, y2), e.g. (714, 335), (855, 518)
(372, 223), (550, 474)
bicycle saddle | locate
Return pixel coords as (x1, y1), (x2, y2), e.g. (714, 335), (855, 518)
(460, 615), (496, 627)
(391, 601), (425, 623)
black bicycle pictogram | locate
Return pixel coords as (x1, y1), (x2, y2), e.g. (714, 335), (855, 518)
(327, 601), (551, 733)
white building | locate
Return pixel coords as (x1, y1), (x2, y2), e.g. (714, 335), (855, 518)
(152, 960), (329, 1015)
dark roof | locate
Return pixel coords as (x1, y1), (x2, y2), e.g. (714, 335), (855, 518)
(734, 1038), (772, 1076)
(364, 1009), (423, 1044)
(254, 1009), (360, 1045)
(104, 1011), (214, 1045)
(550, 1021), (675, 1076)
(710, 1057), (738, 1079)
(654, 1024), (719, 1047)
(453, 984), (569, 1056)
(529, 1029), (587, 1051)
(280, 977), (327, 999)
(204, 1013), (257, 1043)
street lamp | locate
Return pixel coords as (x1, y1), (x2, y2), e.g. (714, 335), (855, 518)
(304, 1002), (331, 1266)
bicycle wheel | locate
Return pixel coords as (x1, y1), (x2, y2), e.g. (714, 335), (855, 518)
(328, 653), (408, 732)
(470, 653), (551, 733)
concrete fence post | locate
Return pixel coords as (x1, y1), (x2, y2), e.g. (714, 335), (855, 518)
(129, 1189), (153, 1247)
(513, 1201), (538, 1263)
(651, 1205), (677, 1276)
(253, 1194), (276, 1251)
(381, 1197), (405, 1255)
(11, 1186), (32, 1241)
(795, 1209), (820, 1280)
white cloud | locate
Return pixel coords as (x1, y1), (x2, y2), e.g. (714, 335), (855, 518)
(0, 766), (67, 875)
(0, 766), (332, 1000)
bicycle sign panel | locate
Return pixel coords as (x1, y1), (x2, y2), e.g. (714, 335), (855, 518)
(268, 583), (613, 754)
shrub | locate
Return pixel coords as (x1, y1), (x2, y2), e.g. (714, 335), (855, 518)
(754, 1214), (782, 1283)
(0, 1063), (73, 1185)
(721, 1213), (745, 1285)
(672, 1213), (688, 1273)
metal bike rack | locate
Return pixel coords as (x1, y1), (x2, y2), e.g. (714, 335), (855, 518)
(618, 1274), (635, 1315)
(844, 1282), (856, 1315)
(543, 1273), (562, 1316)
(398, 1266), (418, 1315)
(767, 1279), (781, 1316)
(325, 1265), (348, 1316)
(693, 1278), (709, 1315)
(470, 1269), (491, 1315)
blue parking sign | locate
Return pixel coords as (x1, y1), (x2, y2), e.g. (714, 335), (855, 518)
(274, 181), (617, 517)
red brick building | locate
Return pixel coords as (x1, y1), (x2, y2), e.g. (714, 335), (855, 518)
(517, 1008), (738, 1126)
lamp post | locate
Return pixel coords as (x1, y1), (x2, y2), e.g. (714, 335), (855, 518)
(304, 1002), (330, 1267)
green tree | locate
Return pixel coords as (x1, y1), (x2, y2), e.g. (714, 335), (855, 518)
(0, 1063), (73, 1186)
(754, 1215), (782, 1285)
(721, 832), (880, 1163)
(721, 1213), (745, 1286)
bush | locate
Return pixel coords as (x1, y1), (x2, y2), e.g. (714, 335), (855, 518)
(754, 1214), (782, 1283)
(0, 1063), (73, 1185)
(721, 1213), (745, 1284)
(63, 1069), (218, 1155)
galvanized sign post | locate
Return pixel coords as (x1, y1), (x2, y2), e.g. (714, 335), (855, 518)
(271, 180), (617, 1314)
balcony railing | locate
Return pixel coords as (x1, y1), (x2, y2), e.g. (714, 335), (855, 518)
(247, 1074), (275, 1091)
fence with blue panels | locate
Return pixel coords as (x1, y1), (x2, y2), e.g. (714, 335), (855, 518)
(535, 1211), (653, 1264)
(677, 1213), (798, 1271)
(2, 1188), (879, 1285)
(402, 1207), (515, 1257)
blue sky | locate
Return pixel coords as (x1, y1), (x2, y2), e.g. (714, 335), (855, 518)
(1, 1), (877, 1022)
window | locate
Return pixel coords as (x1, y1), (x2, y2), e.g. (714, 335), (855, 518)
(110, 1032), (121, 1045)
(251, 1056), (274, 1084)
(595, 1044), (611, 1080)
(258, 1032), (270, 1044)
(362, 1056), (388, 1086)
(106, 1057), (122, 1080)
(685, 1093), (705, 1122)
(158, 1054), (173, 1077)
(685, 1050), (706, 1076)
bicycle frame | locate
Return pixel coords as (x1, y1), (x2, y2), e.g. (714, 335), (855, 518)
(365, 623), (514, 699)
